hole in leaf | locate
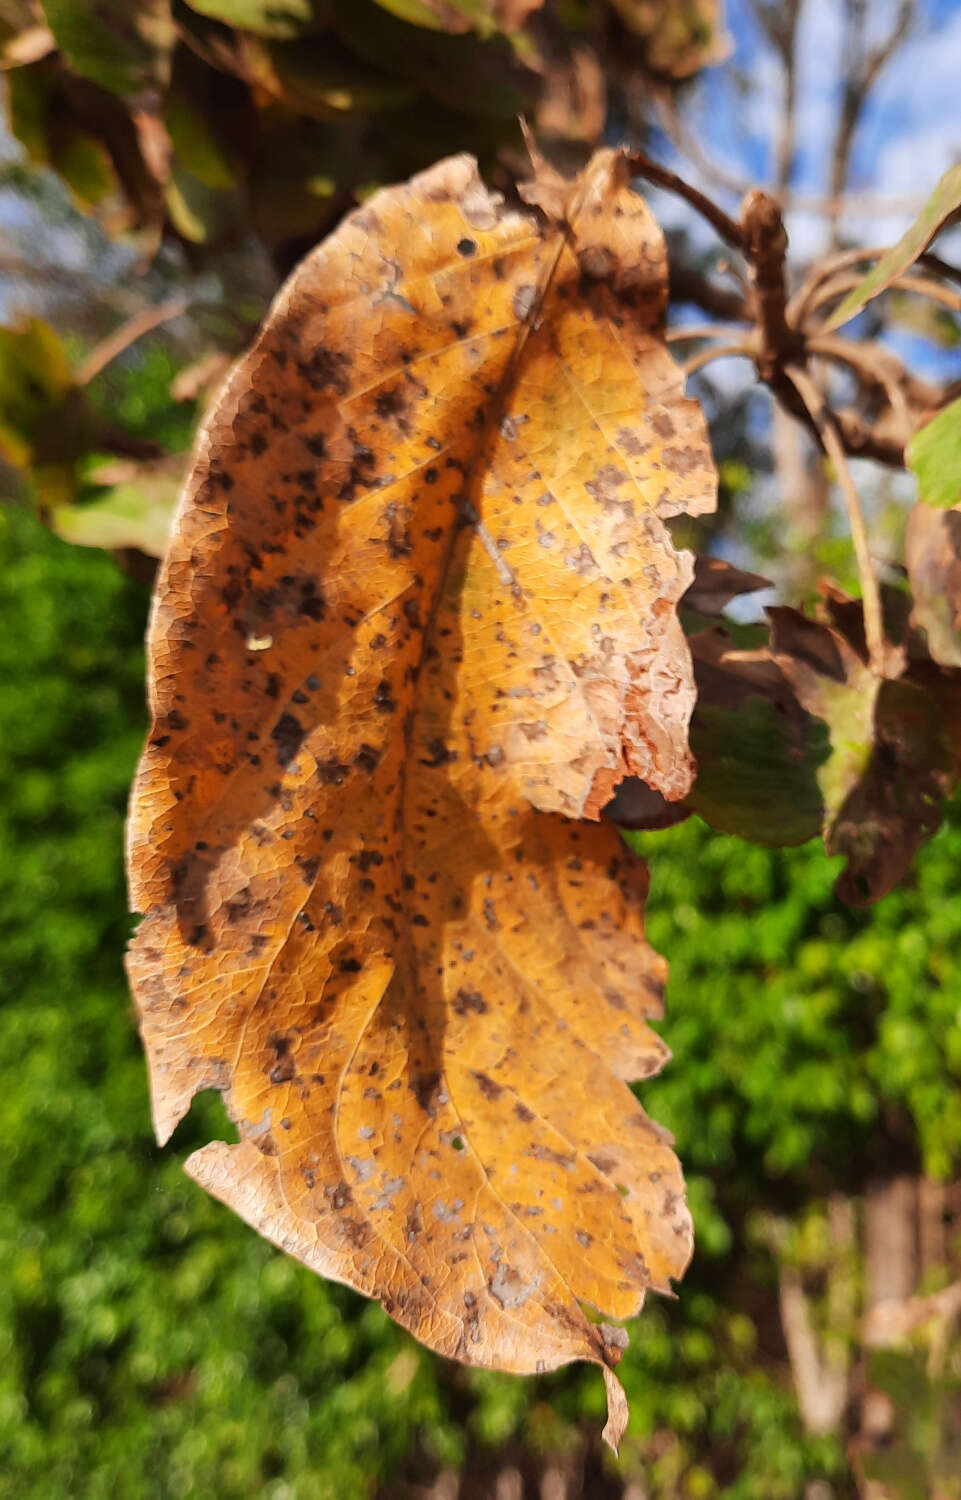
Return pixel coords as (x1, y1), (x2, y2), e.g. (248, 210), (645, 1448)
(166, 1088), (239, 1154)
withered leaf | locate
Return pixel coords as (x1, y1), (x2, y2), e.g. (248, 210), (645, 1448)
(681, 554), (771, 618)
(684, 622), (827, 849)
(905, 499), (961, 668)
(127, 148), (714, 1441)
(608, 0), (729, 79)
(669, 592), (961, 906)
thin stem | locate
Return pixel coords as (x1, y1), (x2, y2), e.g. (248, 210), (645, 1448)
(804, 270), (961, 325)
(75, 299), (189, 387)
(789, 247), (961, 326)
(666, 323), (747, 342)
(788, 247), (876, 325)
(888, 274), (961, 315)
(669, 262), (750, 323)
(683, 342), (755, 377)
(785, 362), (885, 672)
(624, 150), (745, 251)
(806, 333), (911, 427)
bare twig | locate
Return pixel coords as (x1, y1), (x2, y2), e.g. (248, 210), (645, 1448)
(669, 262), (750, 323)
(786, 362), (886, 671)
(75, 299), (189, 387)
(789, 247), (961, 327)
(667, 323), (747, 342)
(806, 332), (912, 426)
(885, 274), (961, 315)
(625, 150), (745, 250)
(748, 0), (803, 194)
(827, 0), (918, 247)
(683, 341), (755, 377)
(804, 269), (961, 324)
(740, 190), (801, 378)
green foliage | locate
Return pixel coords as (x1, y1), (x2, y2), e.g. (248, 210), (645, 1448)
(0, 504), (456, 1499)
(907, 393), (961, 510)
(630, 809), (961, 1182)
(6, 503), (961, 1495)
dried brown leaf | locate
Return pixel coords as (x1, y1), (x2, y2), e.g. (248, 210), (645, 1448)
(127, 148), (714, 1440)
(905, 500), (961, 668)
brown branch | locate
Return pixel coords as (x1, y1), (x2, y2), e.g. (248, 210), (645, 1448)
(827, 0), (918, 246)
(789, 247), (961, 326)
(75, 299), (189, 387)
(625, 151), (745, 250)
(786, 362), (886, 672)
(666, 323), (747, 342)
(739, 190), (799, 379)
(668, 261), (751, 323)
(806, 332), (912, 427)
(748, 0), (803, 193)
(638, 142), (955, 473)
(683, 341), (755, 377)
(804, 268), (961, 324)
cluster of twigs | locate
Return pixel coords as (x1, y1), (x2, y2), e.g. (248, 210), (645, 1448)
(626, 147), (960, 674)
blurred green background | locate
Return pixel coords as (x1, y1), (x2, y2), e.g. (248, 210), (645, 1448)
(2, 1), (961, 1496)
(3, 495), (961, 1496)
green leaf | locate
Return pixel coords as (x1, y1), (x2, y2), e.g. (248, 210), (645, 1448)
(6, 63), (53, 161)
(0, 319), (74, 469)
(372, 0), (544, 34)
(248, 109), (346, 243)
(830, 674), (959, 907)
(824, 162), (961, 331)
(690, 698), (827, 848)
(249, 37), (416, 117)
(679, 596), (961, 906)
(166, 92), (237, 192)
(334, 0), (534, 118)
(6, 63), (121, 207)
(906, 394), (961, 510)
(53, 460), (182, 557)
(164, 163), (244, 243)
(52, 129), (120, 207)
(768, 607), (878, 828)
(40, 0), (174, 97)
(181, 0), (314, 38)
(372, 0), (493, 34)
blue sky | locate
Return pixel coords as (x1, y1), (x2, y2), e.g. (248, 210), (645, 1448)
(653, 0), (961, 259)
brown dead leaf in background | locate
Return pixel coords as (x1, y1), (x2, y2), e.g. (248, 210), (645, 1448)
(682, 555), (771, 617)
(609, 0), (729, 79)
(655, 587), (961, 906)
(127, 148), (714, 1442)
(905, 500), (961, 669)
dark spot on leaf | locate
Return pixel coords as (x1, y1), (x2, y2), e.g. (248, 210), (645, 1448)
(271, 713), (305, 768)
